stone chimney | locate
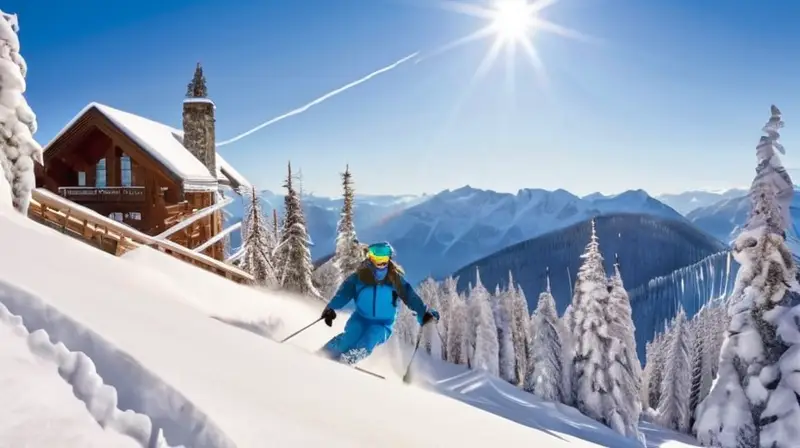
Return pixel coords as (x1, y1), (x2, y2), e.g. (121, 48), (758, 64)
(182, 62), (216, 178)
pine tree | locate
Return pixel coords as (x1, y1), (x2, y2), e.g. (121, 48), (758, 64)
(437, 276), (460, 360)
(525, 282), (564, 402)
(311, 259), (341, 300)
(239, 185), (277, 287)
(606, 256), (643, 435)
(695, 105), (799, 448)
(507, 271), (532, 386)
(0, 12), (41, 214)
(418, 278), (443, 357)
(446, 292), (469, 366)
(657, 309), (692, 433)
(560, 302), (575, 406)
(468, 269), (499, 375)
(495, 283), (517, 383)
(646, 328), (669, 410)
(186, 62), (208, 98)
(706, 303), (728, 379)
(688, 320), (705, 434)
(272, 209), (280, 244)
(570, 219), (616, 426)
(332, 165), (362, 280)
(276, 162), (322, 299)
(640, 340), (655, 409)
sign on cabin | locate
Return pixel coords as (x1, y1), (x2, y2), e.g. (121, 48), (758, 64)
(58, 186), (145, 203)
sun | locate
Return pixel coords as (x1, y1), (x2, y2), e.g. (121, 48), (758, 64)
(425, 0), (594, 93)
(490, 0), (535, 42)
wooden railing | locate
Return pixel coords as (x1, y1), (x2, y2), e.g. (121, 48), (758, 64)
(28, 188), (253, 284)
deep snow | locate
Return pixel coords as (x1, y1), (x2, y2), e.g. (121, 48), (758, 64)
(0, 205), (698, 447)
(0, 302), (166, 448)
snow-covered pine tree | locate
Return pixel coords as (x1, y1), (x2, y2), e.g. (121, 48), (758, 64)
(272, 209), (280, 244)
(695, 105), (799, 448)
(507, 271), (532, 386)
(525, 279), (564, 402)
(686, 304), (715, 426)
(561, 302), (575, 405)
(332, 165), (362, 281)
(495, 282), (517, 383)
(640, 340), (655, 409)
(446, 291), (469, 366)
(570, 219), (617, 427)
(468, 269), (499, 375)
(707, 302), (728, 379)
(276, 162), (322, 299)
(688, 317), (705, 434)
(437, 276), (459, 360)
(645, 326), (671, 410)
(606, 255), (643, 434)
(0, 12), (41, 213)
(657, 308), (692, 433)
(392, 300), (419, 349)
(311, 259), (340, 300)
(418, 277), (443, 357)
(239, 185), (278, 287)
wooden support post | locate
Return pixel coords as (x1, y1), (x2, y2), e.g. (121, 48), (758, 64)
(61, 209), (72, 233)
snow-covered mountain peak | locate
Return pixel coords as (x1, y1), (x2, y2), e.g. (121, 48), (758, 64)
(359, 186), (686, 281)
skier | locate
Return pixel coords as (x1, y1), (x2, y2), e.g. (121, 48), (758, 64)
(318, 241), (439, 364)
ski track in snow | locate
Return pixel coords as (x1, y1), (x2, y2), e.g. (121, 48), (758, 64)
(0, 300), (176, 448)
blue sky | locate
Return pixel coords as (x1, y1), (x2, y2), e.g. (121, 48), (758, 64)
(11, 0), (800, 197)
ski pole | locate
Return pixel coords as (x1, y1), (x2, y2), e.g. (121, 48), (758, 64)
(402, 322), (427, 384)
(280, 317), (323, 343)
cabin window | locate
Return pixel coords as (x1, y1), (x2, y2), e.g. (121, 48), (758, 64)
(121, 155), (132, 187)
(125, 212), (141, 221)
(108, 212), (123, 222)
(77, 171), (86, 186)
(96, 158), (107, 187)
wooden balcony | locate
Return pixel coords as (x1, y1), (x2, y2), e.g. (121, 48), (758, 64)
(58, 186), (145, 203)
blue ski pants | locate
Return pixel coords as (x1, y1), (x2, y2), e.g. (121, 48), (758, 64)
(320, 312), (393, 364)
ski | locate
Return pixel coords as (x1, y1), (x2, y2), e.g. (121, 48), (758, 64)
(313, 347), (386, 379)
(353, 366), (385, 379)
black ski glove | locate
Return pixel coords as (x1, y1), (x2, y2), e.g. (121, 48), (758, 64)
(321, 308), (336, 327)
(421, 310), (440, 325)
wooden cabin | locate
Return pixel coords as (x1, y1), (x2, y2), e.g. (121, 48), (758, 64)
(35, 73), (249, 261)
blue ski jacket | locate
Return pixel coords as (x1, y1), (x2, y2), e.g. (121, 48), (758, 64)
(326, 262), (429, 325)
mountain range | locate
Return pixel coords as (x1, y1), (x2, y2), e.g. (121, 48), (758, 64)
(655, 189), (748, 215)
(684, 188), (800, 247)
(357, 187), (686, 281)
(227, 186), (689, 282)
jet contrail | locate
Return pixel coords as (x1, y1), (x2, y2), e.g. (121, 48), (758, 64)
(216, 51), (420, 147)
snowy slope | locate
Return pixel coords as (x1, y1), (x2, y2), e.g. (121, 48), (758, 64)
(0, 208), (696, 447)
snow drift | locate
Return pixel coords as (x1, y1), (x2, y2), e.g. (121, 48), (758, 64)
(0, 300), (175, 447)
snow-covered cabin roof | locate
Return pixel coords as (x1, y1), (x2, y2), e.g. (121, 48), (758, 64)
(43, 102), (251, 192)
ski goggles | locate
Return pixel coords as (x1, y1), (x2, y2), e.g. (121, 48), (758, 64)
(367, 243), (393, 268)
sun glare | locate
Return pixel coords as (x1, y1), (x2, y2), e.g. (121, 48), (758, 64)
(426, 0), (595, 96)
(491, 0), (535, 42)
